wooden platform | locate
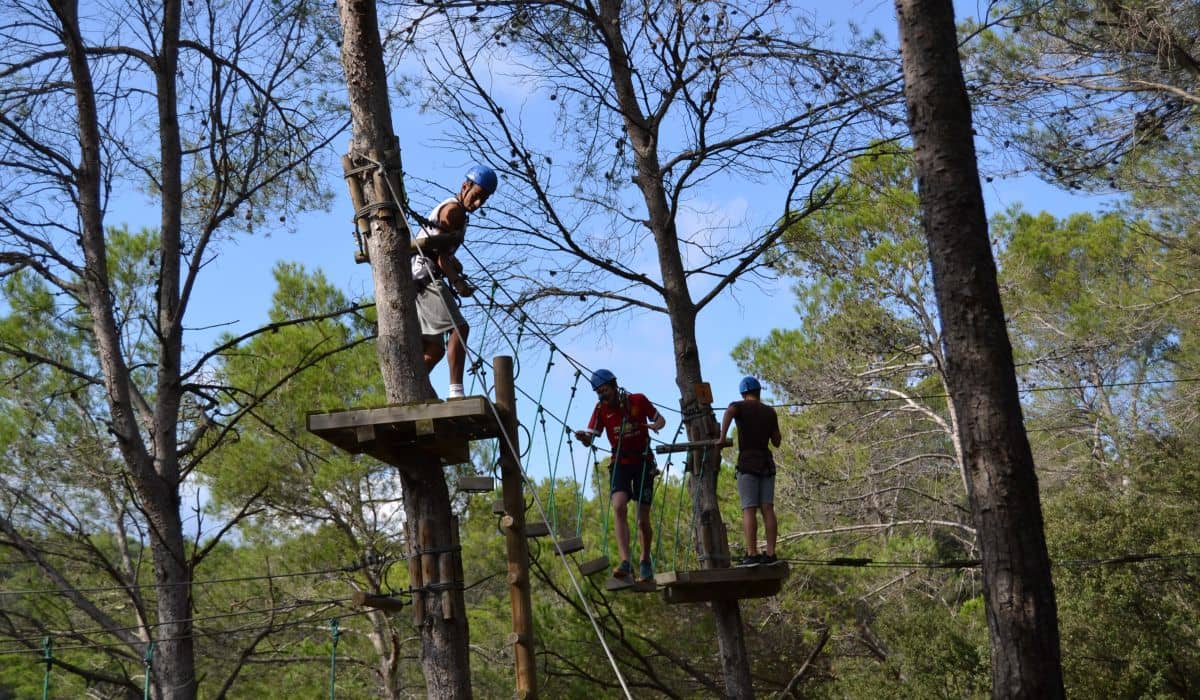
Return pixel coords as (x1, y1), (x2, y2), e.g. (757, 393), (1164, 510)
(653, 563), (789, 604)
(306, 396), (503, 467)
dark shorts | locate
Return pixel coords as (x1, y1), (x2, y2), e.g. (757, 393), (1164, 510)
(610, 457), (655, 504)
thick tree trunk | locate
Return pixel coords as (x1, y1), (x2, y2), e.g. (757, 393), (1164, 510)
(335, 1), (472, 696)
(894, 1), (1066, 697)
(53, 0), (198, 696)
(596, 0), (753, 695)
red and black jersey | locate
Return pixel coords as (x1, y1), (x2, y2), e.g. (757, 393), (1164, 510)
(585, 392), (660, 465)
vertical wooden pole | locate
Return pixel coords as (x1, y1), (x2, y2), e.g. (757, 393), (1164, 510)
(420, 519), (435, 625)
(495, 356), (538, 698)
(441, 516), (459, 620)
(409, 529), (424, 628)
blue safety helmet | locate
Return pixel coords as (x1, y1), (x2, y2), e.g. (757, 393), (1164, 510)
(589, 368), (617, 390)
(739, 376), (761, 395)
(465, 163), (498, 195)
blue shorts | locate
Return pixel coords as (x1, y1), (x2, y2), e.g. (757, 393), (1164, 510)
(610, 458), (655, 504)
(736, 471), (774, 509)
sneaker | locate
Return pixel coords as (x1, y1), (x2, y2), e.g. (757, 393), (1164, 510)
(760, 554), (778, 565)
(447, 384), (465, 399)
(636, 560), (654, 582)
(612, 560), (632, 578)
(737, 554), (763, 567)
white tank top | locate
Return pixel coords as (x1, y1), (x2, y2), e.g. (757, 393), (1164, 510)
(412, 197), (468, 281)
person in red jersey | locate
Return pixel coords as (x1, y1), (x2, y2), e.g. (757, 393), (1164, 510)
(574, 368), (665, 582)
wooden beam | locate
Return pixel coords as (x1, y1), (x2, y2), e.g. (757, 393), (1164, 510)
(654, 439), (731, 455)
(457, 475), (495, 492)
(352, 591), (406, 613)
(552, 536), (585, 555)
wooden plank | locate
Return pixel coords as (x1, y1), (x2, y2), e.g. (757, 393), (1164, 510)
(604, 576), (656, 593)
(552, 536), (585, 555)
(578, 557), (610, 576)
(524, 521), (550, 538)
(351, 591), (406, 613)
(457, 476), (495, 493)
(306, 397), (493, 432)
(654, 439), (732, 455)
(653, 563), (788, 587)
(662, 578), (782, 604)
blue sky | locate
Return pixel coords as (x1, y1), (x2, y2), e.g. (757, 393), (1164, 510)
(106, 0), (1117, 486)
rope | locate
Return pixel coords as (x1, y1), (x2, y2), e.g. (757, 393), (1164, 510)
(41, 637), (51, 700)
(142, 640), (155, 700)
(329, 619), (340, 700)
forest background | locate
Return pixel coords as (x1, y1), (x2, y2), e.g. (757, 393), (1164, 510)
(0, 0), (1197, 697)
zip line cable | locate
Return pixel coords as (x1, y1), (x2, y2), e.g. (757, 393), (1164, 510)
(0, 556), (408, 598)
(0, 597), (352, 652)
(769, 376), (1200, 410)
(0, 608), (378, 658)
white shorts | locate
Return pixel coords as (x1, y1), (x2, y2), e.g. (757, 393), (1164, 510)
(415, 279), (467, 338)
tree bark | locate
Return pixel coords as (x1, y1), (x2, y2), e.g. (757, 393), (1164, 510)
(52, 0), (197, 696)
(335, 0), (471, 696)
(596, 0), (753, 696)
(894, 1), (1066, 697)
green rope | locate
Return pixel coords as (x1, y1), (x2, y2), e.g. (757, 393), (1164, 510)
(672, 467), (690, 571)
(652, 423), (688, 566)
(329, 618), (340, 700)
(142, 641), (155, 700)
(634, 440), (655, 565)
(564, 372), (587, 536)
(598, 449), (612, 556)
(534, 350), (557, 529)
(652, 458), (669, 565)
(41, 637), (51, 700)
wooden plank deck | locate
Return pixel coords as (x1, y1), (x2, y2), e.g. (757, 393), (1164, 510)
(306, 396), (504, 467)
(654, 563), (790, 604)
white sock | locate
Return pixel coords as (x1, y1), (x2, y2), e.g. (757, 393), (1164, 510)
(448, 383), (464, 398)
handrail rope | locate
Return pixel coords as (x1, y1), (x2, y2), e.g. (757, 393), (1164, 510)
(370, 155), (633, 699)
(596, 446), (611, 556)
(457, 243), (687, 419)
(534, 349), (559, 530)
(672, 467), (690, 571)
(655, 422), (687, 567)
(465, 283), (499, 397)
(539, 411), (561, 530)
(562, 371), (587, 536)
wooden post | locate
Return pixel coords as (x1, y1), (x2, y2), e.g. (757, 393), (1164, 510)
(496, 356), (538, 698)
(409, 534), (424, 628)
(441, 516), (460, 620)
(420, 519), (435, 625)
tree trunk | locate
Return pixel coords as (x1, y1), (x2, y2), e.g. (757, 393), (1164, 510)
(335, 0), (472, 696)
(595, 0), (754, 695)
(53, 0), (198, 695)
(894, 1), (1066, 697)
